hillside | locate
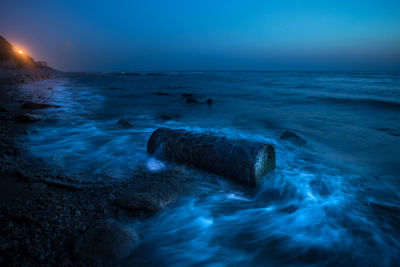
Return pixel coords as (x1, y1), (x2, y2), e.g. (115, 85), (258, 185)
(0, 35), (58, 84)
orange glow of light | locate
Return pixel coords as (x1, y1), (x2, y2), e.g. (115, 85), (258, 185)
(17, 50), (24, 54)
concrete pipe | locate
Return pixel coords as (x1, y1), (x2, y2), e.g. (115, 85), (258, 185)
(147, 127), (275, 186)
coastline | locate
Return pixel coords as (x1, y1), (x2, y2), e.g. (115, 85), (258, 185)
(1, 67), (399, 266)
(0, 70), (193, 265)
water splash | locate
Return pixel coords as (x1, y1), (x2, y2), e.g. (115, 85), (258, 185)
(21, 73), (400, 266)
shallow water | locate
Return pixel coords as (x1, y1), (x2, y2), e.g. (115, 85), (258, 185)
(22, 71), (400, 266)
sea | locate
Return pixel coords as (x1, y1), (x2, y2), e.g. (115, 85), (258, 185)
(20, 71), (400, 266)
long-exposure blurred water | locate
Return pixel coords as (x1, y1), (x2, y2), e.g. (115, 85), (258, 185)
(21, 72), (400, 266)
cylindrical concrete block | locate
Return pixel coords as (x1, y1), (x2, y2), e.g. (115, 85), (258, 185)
(147, 127), (276, 186)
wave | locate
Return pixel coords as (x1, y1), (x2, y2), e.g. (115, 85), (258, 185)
(308, 96), (400, 110)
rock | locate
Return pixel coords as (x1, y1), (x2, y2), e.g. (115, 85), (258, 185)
(156, 92), (169, 96)
(115, 191), (178, 213)
(117, 72), (140, 76)
(30, 182), (47, 191)
(0, 106), (7, 112)
(309, 180), (331, 197)
(279, 130), (306, 145)
(47, 86), (53, 90)
(205, 98), (213, 105)
(157, 112), (181, 121)
(181, 93), (193, 98)
(0, 236), (9, 251)
(185, 96), (199, 104)
(21, 101), (59, 109)
(15, 113), (42, 123)
(158, 114), (173, 121)
(117, 118), (133, 128)
(73, 220), (139, 265)
(147, 73), (166, 76)
(369, 202), (400, 213)
(147, 127), (276, 186)
(109, 87), (122, 90)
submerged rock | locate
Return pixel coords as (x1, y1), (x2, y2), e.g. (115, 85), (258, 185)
(117, 118), (134, 128)
(185, 96), (200, 104)
(73, 220), (139, 266)
(156, 92), (169, 96)
(205, 98), (213, 105)
(21, 101), (59, 109)
(181, 93), (193, 98)
(309, 179), (331, 197)
(147, 127), (276, 186)
(15, 113), (42, 123)
(158, 114), (173, 121)
(147, 73), (166, 76)
(157, 112), (181, 121)
(280, 130), (306, 145)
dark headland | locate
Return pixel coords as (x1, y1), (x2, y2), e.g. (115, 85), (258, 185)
(0, 35), (196, 266)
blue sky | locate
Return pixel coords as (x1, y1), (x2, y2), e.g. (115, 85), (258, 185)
(1, 0), (399, 71)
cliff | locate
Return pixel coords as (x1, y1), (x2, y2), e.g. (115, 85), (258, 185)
(0, 35), (59, 84)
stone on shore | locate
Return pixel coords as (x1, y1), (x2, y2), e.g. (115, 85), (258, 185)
(15, 113), (42, 122)
(280, 130), (306, 145)
(30, 182), (47, 191)
(21, 101), (60, 109)
(115, 190), (178, 213)
(73, 220), (139, 266)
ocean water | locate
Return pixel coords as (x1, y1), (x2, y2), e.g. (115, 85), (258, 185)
(21, 71), (400, 266)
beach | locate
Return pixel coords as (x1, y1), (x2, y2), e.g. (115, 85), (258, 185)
(0, 69), (399, 266)
(0, 70), (196, 266)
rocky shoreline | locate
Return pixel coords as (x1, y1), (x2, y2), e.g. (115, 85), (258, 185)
(0, 71), (195, 266)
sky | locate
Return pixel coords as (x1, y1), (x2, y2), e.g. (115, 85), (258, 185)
(1, 0), (400, 71)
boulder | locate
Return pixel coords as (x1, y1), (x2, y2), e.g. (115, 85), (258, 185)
(73, 220), (139, 266)
(117, 118), (134, 128)
(147, 128), (276, 186)
(280, 130), (306, 145)
(15, 113), (42, 123)
(205, 98), (213, 105)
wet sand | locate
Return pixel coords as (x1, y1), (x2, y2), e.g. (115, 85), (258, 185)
(0, 70), (193, 266)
